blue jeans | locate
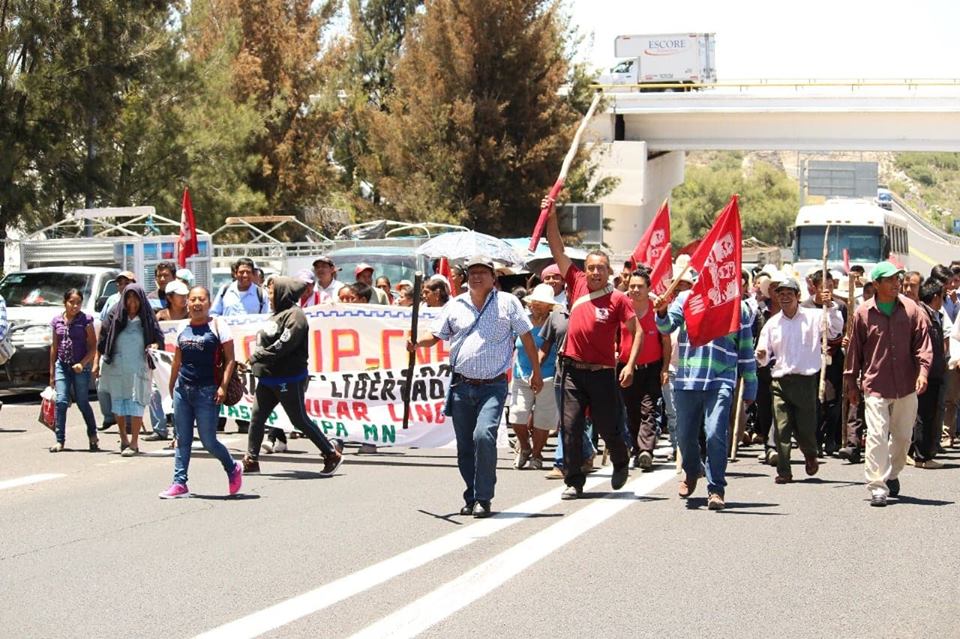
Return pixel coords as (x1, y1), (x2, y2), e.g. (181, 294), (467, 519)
(148, 387), (169, 437)
(54, 361), (97, 444)
(552, 382), (594, 468)
(173, 383), (235, 485)
(448, 379), (508, 504)
(674, 386), (733, 497)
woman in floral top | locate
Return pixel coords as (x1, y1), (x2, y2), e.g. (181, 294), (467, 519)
(48, 288), (99, 452)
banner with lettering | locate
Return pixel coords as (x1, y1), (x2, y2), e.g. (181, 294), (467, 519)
(152, 305), (464, 447)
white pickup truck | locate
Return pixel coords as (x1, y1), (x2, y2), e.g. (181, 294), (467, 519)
(0, 266), (119, 385)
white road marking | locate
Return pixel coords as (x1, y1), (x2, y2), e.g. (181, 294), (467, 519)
(194, 470), (622, 639)
(349, 468), (675, 639)
(0, 473), (66, 491)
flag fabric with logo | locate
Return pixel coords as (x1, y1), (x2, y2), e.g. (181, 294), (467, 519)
(177, 187), (199, 268)
(630, 199), (672, 294)
(683, 195), (743, 347)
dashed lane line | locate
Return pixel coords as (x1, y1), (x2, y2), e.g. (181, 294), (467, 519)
(0, 473), (66, 491)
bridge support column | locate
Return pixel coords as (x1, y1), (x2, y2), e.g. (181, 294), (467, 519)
(592, 140), (685, 256)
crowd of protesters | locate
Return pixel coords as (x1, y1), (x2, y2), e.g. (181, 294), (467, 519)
(26, 210), (960, 512)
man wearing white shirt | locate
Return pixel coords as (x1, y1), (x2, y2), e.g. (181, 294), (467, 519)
(312, 256), (344, 303)
(755, 277), (843, 483)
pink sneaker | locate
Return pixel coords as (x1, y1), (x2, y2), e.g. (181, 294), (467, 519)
(159, 483), (190, 499)
(228, 461), (243, 495)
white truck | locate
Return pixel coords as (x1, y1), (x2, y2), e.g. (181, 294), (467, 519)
(0, 207), (213, 385)
(600, 33), (717, 89)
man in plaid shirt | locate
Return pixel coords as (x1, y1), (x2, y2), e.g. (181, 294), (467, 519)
(655, 288), (757, 510)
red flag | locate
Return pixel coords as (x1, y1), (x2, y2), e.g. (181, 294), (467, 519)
(437, 257), (453, 290)
(842, 248), (850, 274)
(630, 199), (672, 294)
(177, 187), (199, 268)
(684, 195), (743, 347)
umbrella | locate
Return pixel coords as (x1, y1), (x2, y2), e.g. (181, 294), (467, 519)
(415, 231), (525, 268)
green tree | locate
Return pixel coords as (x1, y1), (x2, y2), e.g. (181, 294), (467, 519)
(331, 0), (422, 204)
(362, 0), (593, 235)
(671, 155), (797, 248)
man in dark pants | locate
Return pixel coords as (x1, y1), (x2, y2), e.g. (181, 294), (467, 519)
(619, 269), (671, 470)
(755, 278), (842, 483)
(410, 256), (542, 518)
(910, 278), (946, 468)
(802, 269), (847, 455)
(543, 197), (641, 499)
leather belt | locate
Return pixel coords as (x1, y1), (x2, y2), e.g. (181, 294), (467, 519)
(452, 373), (508, 385)
(562, 357), (614, 372)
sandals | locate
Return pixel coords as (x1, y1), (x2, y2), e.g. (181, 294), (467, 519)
(49, 443), (65, 453)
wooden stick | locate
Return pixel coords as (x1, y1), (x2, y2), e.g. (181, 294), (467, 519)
(528, 92), (603, 252)
(840, 273), (856, 446)
(402, 272), (424, 430)
(818, 225), (831, 402)
(729, 379), (746, 461)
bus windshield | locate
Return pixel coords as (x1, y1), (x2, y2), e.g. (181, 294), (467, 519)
(0, 272), (94, 307)
(795, 226), (884, 262)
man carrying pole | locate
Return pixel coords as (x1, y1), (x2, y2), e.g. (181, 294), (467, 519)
(755, 278), (843, 483)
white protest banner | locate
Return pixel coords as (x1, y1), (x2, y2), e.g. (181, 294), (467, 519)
(154, 305), (462, 446)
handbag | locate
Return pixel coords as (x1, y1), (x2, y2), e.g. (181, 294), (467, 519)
(39, 386), (56, 430)
(212, 318), (245, 406)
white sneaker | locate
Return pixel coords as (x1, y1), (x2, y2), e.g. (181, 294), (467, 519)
(274, 439), (288, 453)
(261, 441), (275, 454)
(514, 448), (531, 469)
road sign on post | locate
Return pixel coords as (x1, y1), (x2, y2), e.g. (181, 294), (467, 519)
(806, 161), (878, 199)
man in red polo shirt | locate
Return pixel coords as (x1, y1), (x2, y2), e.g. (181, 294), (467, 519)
(620, 268), (672, 470)
(543, 197), (642, 499)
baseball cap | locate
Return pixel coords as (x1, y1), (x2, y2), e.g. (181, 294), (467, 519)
(774, 277), (802, 293)
(115, 271), (136, 282)
(354, 263), (374, 277)
(164, 280), (190, 296)
(295, 268), (316, 285)
(175, 268), (195, 286)
(870, 261), (905, 282)
(464, 256), (495, 272)
(312, 255), (335, 267)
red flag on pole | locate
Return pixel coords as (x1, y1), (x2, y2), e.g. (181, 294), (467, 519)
(683, 195), (743, 347)
(177, 187), (199, 268)
(437, 257), (452, 290)
(630, 199), (672, 294)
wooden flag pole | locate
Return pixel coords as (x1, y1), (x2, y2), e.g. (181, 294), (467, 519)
(528, 92), (603, 252)
(818, 225), (831, 402)
(840, 272), (856, 446)
(402, 272), (424, 430)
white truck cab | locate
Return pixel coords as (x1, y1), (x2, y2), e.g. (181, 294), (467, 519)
(0, 267), (119, 385)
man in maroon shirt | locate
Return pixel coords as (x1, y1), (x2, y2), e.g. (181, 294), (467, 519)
(844, 261), (932, 507)
(543, 197), (643, 499)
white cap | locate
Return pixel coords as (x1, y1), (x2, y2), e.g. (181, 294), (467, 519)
(525, 283), (559, 306)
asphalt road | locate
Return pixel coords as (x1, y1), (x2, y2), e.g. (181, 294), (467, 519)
(2, 401), (959, 639)
(898, 200), (960, 273)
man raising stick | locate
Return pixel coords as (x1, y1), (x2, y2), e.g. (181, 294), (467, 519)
(542, 197), (642, 499)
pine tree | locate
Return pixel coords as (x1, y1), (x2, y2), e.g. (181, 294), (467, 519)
(362, 0), (590, 236)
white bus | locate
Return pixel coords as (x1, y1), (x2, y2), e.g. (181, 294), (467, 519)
(792, 199), (909, 279)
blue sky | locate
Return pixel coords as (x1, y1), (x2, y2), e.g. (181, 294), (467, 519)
(568, 0), (959, 79)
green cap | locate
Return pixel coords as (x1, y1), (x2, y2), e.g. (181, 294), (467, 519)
(870, 261), (905, 282)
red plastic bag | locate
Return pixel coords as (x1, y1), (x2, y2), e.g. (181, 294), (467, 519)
(39, 386), (56, 431)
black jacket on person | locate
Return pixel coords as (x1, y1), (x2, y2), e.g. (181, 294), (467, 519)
(248, 277), (310, 379)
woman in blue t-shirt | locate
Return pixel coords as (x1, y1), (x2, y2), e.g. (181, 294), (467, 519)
(159, 286), (243, 499)
(48, 289), (99, 452)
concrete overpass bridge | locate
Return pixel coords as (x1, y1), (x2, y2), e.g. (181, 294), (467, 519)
(591, 81), (960, 267)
